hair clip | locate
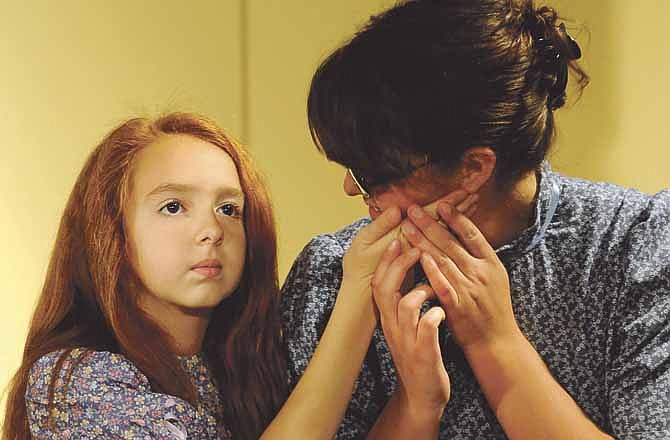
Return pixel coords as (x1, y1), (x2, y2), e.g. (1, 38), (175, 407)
(557, 23), (582, 61)
(531, 19), (582, 110)
(548, 23), (582, 109)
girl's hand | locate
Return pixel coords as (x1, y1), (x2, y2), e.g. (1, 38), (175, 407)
(404, 200), (522, 354)
(342, 206), (403, 292)
(371, 240), (451, 418)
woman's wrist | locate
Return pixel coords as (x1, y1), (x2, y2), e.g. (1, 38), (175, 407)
(397, 385), (447, 427)
(462, 326), (527, 363)
(369, 386), (444, 439)
(463, 329), (542, 410)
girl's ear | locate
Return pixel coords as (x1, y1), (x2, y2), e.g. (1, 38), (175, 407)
(458, 147), (496, 193)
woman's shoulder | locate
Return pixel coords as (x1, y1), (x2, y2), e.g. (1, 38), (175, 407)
(556, 173), (653, 210)
(555, 173), (669, 236)
(304, 217), (371, 257)
(280, 218), (371, 315)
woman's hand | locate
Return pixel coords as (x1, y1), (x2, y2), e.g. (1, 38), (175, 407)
(371, 240), (451, 419)
(342, 190), (475, 295)
(404, 200), (522, 354)
(400, 201), (615, 440)
(365, 193), (481, 439)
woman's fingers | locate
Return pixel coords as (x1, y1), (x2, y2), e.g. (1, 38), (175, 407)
(397, 285), (436, 342)
(455, 193), (479, 215)
(422, 190), (470, 219)
(420, 253), (461, 310)
(463, 202), (478, 218)
(437, 202), (493, 259)
(372, 248), (421, 325)
(406, 205), (471, 267)
(400, 219), (446, 260)
(398, 227), (413, 254)
(417, 306), (446, 351)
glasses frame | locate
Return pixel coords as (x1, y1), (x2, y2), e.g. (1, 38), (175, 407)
(347, 167), (371, 199)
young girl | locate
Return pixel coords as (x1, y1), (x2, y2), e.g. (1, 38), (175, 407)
(3, 112), (474, 439)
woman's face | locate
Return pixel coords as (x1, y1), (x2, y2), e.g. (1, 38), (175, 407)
(343, 169), (457, 219)
(124, 134), (246, 316)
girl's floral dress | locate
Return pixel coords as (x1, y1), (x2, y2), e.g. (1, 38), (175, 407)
(26, 348), (232, 439)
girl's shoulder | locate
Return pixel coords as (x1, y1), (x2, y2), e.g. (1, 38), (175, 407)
(27, 348), (149, 404)
(25, 348), (207, 439)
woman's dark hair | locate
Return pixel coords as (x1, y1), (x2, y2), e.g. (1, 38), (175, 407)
(308, 0), (589, 189)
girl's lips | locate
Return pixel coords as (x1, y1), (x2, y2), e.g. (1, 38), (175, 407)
(192, 267), (222, 278)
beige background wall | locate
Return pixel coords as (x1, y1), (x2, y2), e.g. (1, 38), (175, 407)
(1, 0), (668, 422)
(0, 0), (244, 418)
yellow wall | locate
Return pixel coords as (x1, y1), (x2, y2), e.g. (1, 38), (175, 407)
(0, 0), (243, 420)
(550, 0), (669, 193)
(245, 0), (398, 277)
(1, 0), (668, 425)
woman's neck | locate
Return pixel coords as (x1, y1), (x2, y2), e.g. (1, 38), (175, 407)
(471, 171), (539, 250)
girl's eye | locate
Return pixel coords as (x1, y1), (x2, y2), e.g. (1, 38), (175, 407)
(217, 203), (241, 217)
(159, 201), (183, 215)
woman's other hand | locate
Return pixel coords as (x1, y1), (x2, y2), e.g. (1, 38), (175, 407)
(404, 200), (522, 355)
(372, 240), (451, 420)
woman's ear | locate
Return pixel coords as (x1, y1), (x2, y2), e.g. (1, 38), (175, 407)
(458, 147), (496, 193)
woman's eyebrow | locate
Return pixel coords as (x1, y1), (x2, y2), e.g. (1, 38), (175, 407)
(145, 183), (243, 199)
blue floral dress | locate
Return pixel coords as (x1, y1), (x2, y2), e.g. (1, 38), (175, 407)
(26, 348), (231, 439)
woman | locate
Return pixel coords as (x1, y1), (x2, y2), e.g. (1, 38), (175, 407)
(282, 0), (670, 438)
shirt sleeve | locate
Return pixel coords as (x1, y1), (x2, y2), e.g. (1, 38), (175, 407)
(280, 233), (380, 438)
(607, 190), (670, 440)
(26, 349), (204, 439)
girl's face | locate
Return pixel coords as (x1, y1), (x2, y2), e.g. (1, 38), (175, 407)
(125, 134), (246, 316)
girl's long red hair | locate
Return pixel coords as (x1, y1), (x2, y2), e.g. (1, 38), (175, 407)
(2, 113), (287, 440)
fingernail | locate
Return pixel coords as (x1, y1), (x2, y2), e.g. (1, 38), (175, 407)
(409, 205), (424, 219)
(401, 221), (417, 235)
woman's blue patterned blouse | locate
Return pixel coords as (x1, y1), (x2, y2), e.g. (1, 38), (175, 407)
(281, 164), (670, 439)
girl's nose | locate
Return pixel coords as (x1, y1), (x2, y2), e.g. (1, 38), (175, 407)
(196, 212), (224, 246)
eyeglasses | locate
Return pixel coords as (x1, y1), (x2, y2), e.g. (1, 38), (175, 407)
(347, 154), (429, 200)
(347, 167), (372, 199)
